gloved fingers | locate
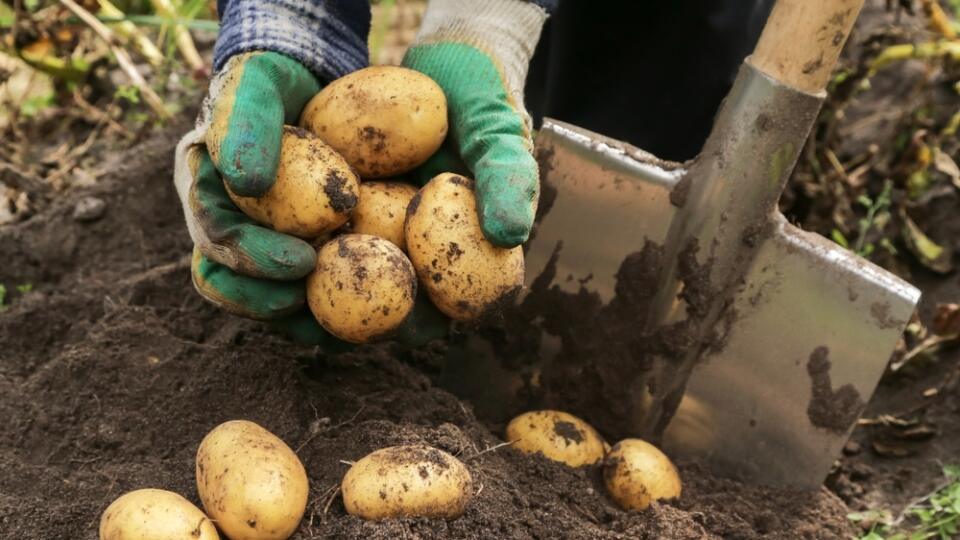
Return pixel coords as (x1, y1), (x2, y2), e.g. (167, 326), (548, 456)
(403, 43), (539, 248)
(205, 51), (321, 197)
(189, 148), (316, 280)
(191, 248), (307, 320)
(473, 148), (539, 248)
(409, 136), (470, 186)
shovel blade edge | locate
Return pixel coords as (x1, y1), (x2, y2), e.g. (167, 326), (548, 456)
(662, 217), (920, 487)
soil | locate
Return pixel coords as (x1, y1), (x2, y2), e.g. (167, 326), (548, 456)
(0, 123), (858, 539)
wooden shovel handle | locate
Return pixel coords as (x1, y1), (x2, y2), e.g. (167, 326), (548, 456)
(750, 0), (865, 93)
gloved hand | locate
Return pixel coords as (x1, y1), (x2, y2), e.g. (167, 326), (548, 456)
(175, 51), (448, 347)
(402, 0), (550, 248)
(175, 51), (332, 343)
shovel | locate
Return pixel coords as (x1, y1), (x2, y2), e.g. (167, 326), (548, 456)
(437, 0), (920, 488)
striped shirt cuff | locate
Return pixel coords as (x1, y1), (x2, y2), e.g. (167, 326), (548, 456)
(214, 0), (371, 83)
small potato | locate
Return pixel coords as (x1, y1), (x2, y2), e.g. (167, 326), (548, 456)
(307, 234), (417, 343)
(405, 173), (524, 321)
(348, 181), (419, 250)
(226, 126), (359, 239)
(196, 420), (308, 540)
(99, 488), (219, 540)
(603, 439), (682, 511)
(300, 66), (447, 178)
(342, 444), (473, 520)
(505, 410), (607, 467)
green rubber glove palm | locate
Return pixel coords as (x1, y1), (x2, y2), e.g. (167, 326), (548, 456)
(401, 0), (549, 248)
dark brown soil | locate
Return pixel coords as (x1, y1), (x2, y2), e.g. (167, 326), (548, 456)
(0, 124), (858, 539)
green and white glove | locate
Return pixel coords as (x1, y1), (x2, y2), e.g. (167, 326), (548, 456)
(174, 51), (331, 342)
(402, 0), (549, 248)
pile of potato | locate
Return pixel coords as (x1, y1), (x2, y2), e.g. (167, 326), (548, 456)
(100, 420), (307, 540)
(506, 410), (682, 511)
(224, 65), (524, 344)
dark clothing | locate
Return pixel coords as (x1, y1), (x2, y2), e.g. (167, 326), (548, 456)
(526, 0), (775, 161)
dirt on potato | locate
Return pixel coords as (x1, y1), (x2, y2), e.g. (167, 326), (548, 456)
(0, 123), (861, 539)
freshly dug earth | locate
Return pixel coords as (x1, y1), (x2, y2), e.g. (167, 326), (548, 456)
(0, 126), (858, 539)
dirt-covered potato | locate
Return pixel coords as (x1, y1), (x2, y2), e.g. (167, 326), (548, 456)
(196, 420), (308, 540)
(307, 234), (417, 343)
(604, 439), (682, 511)
(99, 488), (219, 540)
(505, 410), (608, 467)
(342, 444), (473, 520)
(404, 173), (524, 320)
(225, 126), (359, 239)
(300, 66), (447, 178)
(347, 181), (419, 250)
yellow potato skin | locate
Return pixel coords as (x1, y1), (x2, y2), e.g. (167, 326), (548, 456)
(348, 181), (419, 250)
(196, 420), (308, 540)
(405, 173), (524, 321)
(342, 445), (473, 520)
(300, 66), (447, 178)
(226, 126), (359, 239)
(505, 410), (608, 467)
(603, 439), (682, 511)
(307, 234), (417, 343)
(99, 488), (219, 540)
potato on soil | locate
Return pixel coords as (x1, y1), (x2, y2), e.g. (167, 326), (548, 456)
(603, 438), (682, 511)
(342, 444), (473, 520)
(405, 173), (524, 321)
(196, 420), (308, 540)
(300, 66), (447, 178)
(99, 488), (219, 540)
(505, 410), (608, 467)
(307, 234), (417, 343)
(347, 181), (419, 250)
(225, 126), (359, 239)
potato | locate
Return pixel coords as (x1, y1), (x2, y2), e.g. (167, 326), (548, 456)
(300, 66), (447, 178)
(225, 126), (359, 239)
(405, 173), (524, 321)
(347, 181), (419, 250)
(307, 234), (417, 343)
(505, 410), (607, 467)
(603, 438), (682, 511)
(342, 444), (473, 520)
(196, 420), (308, 540)
(99, 488), (219, 540)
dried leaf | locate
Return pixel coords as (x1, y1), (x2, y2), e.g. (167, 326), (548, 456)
(900, 210), (954, 274)
(872, 440), (917, 458)
(932, 303), (960, 336)
(932, 147), (960, 189)
(893, 424), (937, 441)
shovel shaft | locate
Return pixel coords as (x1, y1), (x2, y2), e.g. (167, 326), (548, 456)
(751, 0), (865, 93)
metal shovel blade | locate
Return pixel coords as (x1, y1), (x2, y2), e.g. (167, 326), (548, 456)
(437, 63), (920, 488)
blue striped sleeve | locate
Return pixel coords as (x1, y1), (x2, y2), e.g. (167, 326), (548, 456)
(214, 0), (371, 83)
(529, 0), (557, 12)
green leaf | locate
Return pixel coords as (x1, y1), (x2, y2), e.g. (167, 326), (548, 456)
(901, 211), (954, 274)
(0, 284), (6, 310)
(114, 85), (141, 104)
(831, 229), (850, 248)
(19, 94), (54, 117)
(15, 283), (32, 294)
